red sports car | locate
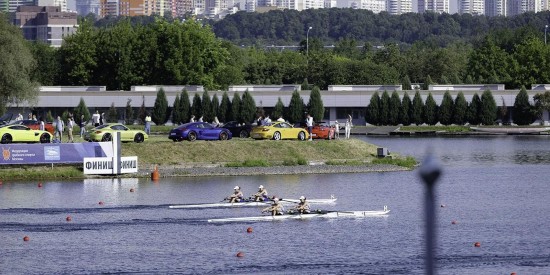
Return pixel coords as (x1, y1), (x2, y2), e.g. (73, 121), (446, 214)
(11, 120), (55, 134)
(308, 121), (335, 140)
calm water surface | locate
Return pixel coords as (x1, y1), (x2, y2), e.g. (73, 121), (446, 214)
(1, 136), (550, 274)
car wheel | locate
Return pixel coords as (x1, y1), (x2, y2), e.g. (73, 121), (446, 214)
(219, 132), (229, 141)
(102, 133), (112, 142)
(1, 134), (12, 144)
(298, 131), (306, 141)
(273, 131), (282, 140)
(134, 133), (144, 143)
(40, 133), (51, 143)
(188, 132), (197, 141)
(239, 129), (249, 138)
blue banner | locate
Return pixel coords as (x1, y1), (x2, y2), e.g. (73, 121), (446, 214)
(0, 142), (114, 165)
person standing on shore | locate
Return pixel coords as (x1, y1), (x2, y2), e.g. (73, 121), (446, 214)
(144, 113), (152, 135)
(345, 115), (352, 139)
(334, 121), (340, 139)
(80, 114), (86, 137)
(55, 116), (64, 142)
(306, 113), (313, 141)
(67, 117), (74, 143)
(92, 111), (100, 127)
(39, 117), (45, 131)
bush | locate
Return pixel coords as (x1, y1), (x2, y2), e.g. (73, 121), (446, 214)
(225, 159), (270, 167)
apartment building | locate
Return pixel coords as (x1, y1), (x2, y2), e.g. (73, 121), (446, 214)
(418, 0), (449, 13)
(75, 0), (100, 15)
(386, 0), (412, 15)
(13, 5), (77, 47)
(459, 0), (484, 14)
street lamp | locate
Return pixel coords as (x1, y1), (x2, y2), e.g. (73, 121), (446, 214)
(545, 25), (548, 45)
(306, 26), (313, 58)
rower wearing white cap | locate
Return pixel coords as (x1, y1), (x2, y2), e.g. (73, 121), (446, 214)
(252, 185), (268, 201)
(295, 196), (310, 214)
(262, 197), (284, 216)
(228, 186), (244, 203)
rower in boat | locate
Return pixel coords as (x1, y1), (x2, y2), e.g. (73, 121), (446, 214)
(294, 196), (310, 214)
(252, 185), (268, 201)
(227, 186), (244, 203)
(261, 198), (285, 216)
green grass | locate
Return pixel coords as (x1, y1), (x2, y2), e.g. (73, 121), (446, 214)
(0, 166), (82, 181)
(225, 159), (271, 167)
(372, 156), (418, 169)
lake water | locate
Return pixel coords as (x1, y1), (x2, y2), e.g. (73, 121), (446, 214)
(1, 136), (550, 274)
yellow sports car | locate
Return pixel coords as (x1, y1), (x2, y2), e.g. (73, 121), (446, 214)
(250, 121), (309, 140)
(84, 123), (148, 143)
(0, 124), (52, 144)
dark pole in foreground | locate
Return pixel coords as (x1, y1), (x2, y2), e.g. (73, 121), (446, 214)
(419, 154), (442, 275)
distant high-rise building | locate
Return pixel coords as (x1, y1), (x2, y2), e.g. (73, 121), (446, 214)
(507, 0), (539, 15)
(99, 0), (118, 16)
(459, 0), (484, 14)
(175, 0), (193, 16)
(1, 0), (9, 12)
(386, 0), (412, 14)
(13, 5), (78, 47)
(485, 0), (506, 16)
(36, 0), (67, 11)
(324, 0), (336, 7)
(418, 0), (449, 13)
(75, 0), (100, 15)
(360, 0), (385, 12)
(6, 0), (35, 12)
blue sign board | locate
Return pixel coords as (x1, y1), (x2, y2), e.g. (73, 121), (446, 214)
(0, 143), (114, 165)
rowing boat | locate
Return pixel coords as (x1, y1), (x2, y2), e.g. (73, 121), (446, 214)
(207, 206), (390, 223)
(168, 196), (337, 209)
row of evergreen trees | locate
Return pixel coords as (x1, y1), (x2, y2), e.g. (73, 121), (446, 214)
(365, 88), (536, 126)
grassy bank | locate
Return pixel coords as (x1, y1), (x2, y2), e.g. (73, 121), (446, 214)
(0, 137), (415, 180)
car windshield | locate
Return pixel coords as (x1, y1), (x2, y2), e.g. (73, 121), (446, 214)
(178, 123), (194, 129)
(95, 125), (109, 130)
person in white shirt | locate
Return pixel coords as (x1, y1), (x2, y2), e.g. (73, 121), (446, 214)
(190, 115), (195, 123)
(92, 111), (101, 127)
(334, 121), (340, 139)
(276, 116), (285, 122)
(144, 114), (152, 135)
(263, 115), (271, 126)
(306, 114), (314, 141)
(39, 117), (45, 131)
(345, 114), (352, 139)
(67, 117), (74, 143)
(198, 116), (203, 122)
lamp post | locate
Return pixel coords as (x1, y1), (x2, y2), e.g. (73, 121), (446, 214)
(306, 26), (313, 58)
(545, 25), (548, 45)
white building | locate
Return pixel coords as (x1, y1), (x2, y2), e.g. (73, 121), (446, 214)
(459, 0), (484, 14)
(360, 0), (385, 12)
(75, 0), (100, 15)
(418, 0), (449, 13)
(386, 0), (412, 14)
(485, 0), (506, 16)
(36, 0), (67, 11)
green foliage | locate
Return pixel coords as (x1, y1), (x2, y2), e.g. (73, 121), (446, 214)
(288, 90), (304, 124)
(379, 91), (390, 125)
(480, 90), (497, 125)
(211, 94), (219, 120)
(307, 86), (325, 122)
(225, 159), (270, 167)
(138, 95), (146, 124)
(388, 91), (401, 125)
(301, 78), (310, 90)
(172, 94), (181, 124)
(400, 92), (412, 126)
(230, 93), (241, 122)
(411, 91), (424, 125)
(0, 13), (38, 113)
(107, 102), (117, 123)
(46, 110), (54, 123)
(453, 92), (468, 125)
(282, 157), (307, 166)
(179, 90), (191, 123)
(272, 97), (285, 120)
(58, 18), (97, 86)
(438, 91), (454, 125)
(513, 86), (534, 125)
(424, 93), (438, 125)
(402, 75), (412, 90)
(125, 98), (134, 125)
(533, 91), (550, 121)
(73, 97), (91, 126)
(423, 75), (433, 90)
(191, 93), (202, 119)
(366, 92), (380, 125)
(219, 92), (231, 122)
(240, 90), (256, 124)
(29, 42), (59, 86)
(152, 88), (169, 125)
(201, 90), (213, 122)
(372, 156), (417, 169)
(467, 93), (482, 125)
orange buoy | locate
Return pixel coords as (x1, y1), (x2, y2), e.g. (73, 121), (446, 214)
(246, 227), (253, 233)
(474, 242), (481, 247)
(23, 236), (30, 242)
(130, 188), (135, 192)
(38, 182), (43, 188)
(66, 216), (72, 222)
(151, 165), (160, 181)
(451, 220), (457, 225)
(236, 252), (244, 257)
(98, 201), (104, 205)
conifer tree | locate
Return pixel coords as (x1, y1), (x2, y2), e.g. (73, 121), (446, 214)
(138, 95), (146, 124)
(152, 88), (169, 125)
(423, 75), (433, 90)
(240, 90), (256, 124)
(453, 92), (468, 125)
(480, 89), (497, 125)
(179, 90), (190, 123)
(464, 75), (474, 84)
(107, 102), (117, 123)
(230, 93), (241, 122)
(402, 75), (412, 90)
(272, 97), (285, 120)
(400, 92), (412, 126)
(46, 110), (54, 122)
(288, 89), (304, 124)
(219, 92), (231, 122)
(451, 73), (462, 85)
(125, 98), (134, 125)
(379, 91), (390, 125)
(424, 93), (438, 125)
(73, 97), (91, 126)
(513, 86), (534, 125)
(388, 91), (401, 125)
(412, 91), (424, 125)
(201, 90), (213, 122)
(191, 93), (202, 119)
(172, 94), (181, 124)
(438, 91), (454, 125)
(366, 92), (380, 125)
(467, 93), (482, 125)
(211, 93), (219, 120)
(307, 86), (325, 122)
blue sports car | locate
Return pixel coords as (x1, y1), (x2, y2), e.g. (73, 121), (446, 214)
(168, 122), (232, 142)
